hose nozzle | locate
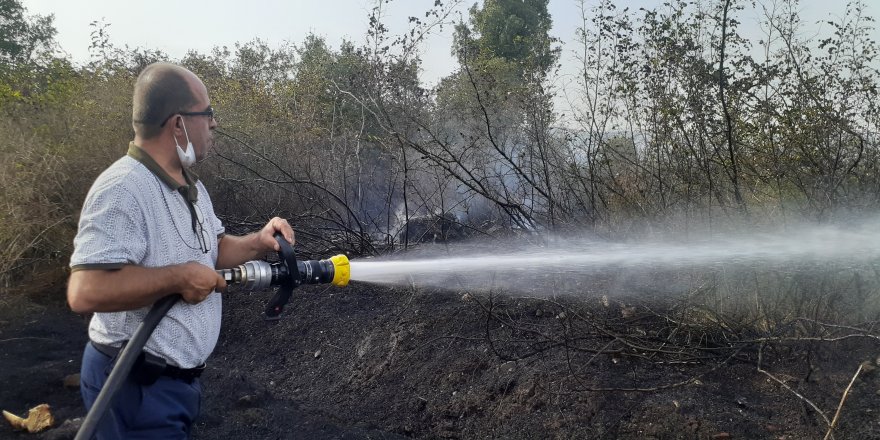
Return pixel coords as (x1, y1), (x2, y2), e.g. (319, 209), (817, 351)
(328, 254), (350, 287)
(219, 254), (350, 290)
(291, 254), (350, 287)
(216, 233), (348, 320)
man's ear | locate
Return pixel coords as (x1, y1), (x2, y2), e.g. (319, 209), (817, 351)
(171, 116), (183, 135)
(168, 116), (180, 139)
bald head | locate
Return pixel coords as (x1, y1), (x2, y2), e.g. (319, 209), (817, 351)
(132, 63), (202, 139)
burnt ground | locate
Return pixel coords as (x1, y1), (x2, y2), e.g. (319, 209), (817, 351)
(1, 280), (879, 439)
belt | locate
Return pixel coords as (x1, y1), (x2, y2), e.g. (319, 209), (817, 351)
(90, 341), (206, 381)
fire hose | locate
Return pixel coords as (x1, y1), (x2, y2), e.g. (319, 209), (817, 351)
(75, 233), (349, 439)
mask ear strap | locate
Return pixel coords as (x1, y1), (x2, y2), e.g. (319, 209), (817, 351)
(170, 116), (181, 147)
(180, 118), (191, 144)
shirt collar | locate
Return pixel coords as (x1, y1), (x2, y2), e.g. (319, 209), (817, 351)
(127, 141), (200, 203)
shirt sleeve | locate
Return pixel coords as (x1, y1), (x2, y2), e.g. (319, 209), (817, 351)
(70, 181), (148, 271)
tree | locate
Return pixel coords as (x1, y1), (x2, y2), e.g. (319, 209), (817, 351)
(454, 0), (558, 81)
(0, 0), (55, 65)
(412, 0), (566, 230)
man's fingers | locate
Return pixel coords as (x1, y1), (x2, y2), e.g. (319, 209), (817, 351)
(215, 275), (227, 293)
(272, 217), (294, 243)
(264, 217), (294, 249)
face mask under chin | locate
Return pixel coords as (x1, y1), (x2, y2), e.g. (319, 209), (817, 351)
(173, 118), (197, 168)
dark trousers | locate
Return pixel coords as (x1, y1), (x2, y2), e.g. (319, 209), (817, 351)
(80, 342), (202, 439)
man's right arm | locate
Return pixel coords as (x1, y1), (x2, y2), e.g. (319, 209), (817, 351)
(67, 262), (226, 313)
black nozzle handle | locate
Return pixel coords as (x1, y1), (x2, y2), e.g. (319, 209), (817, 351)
(263, 233), (297, 320)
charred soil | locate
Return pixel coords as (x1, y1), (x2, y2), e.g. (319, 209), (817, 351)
(1, 282), (879, 439)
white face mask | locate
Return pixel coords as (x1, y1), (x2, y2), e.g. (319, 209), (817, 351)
(173, 118), (197, 168)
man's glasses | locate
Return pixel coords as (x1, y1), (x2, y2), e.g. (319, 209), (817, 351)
(160, 107), (216, 127)
(155, 172), (213, 254)
(192, 202), (211, 254)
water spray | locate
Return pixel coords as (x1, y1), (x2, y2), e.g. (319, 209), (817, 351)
(346, 220), (880, 291)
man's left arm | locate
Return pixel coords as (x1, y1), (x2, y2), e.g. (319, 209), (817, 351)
(216, 217), (295, 269)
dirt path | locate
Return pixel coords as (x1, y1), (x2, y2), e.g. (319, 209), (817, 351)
(0, 294), (87, 438)
(0, 292), (402, 440)
(1, 284), (878, 439)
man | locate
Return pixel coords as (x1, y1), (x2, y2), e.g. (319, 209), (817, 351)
(67, 62), (293, 439)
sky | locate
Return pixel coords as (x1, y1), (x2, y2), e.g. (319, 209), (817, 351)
(18, 0), (879, 90)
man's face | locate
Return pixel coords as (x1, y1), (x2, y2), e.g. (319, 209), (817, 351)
(181, 78), (217, 161)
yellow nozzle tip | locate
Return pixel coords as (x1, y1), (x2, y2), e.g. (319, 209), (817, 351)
(329, 254), (350, 287)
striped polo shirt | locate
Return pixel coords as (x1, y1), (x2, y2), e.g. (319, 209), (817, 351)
(70, 142), (225, 368)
